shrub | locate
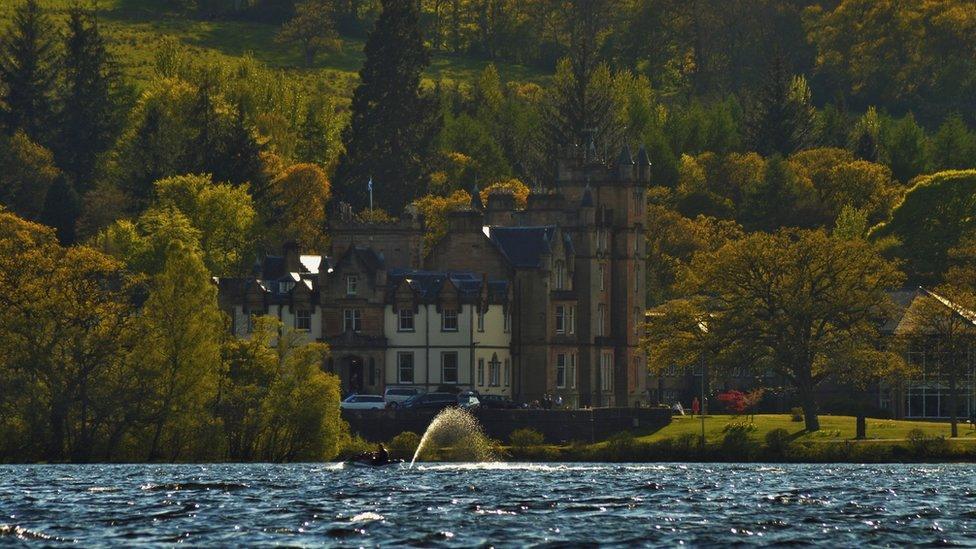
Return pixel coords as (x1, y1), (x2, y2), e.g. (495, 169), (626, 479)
(720, 425), (757, 459)
(764, 428), (792, 457)
(388, 431), (421, 459)
(790, 407), (804, 422)
(723, 421), (757, 433)
(674, 433), (700, 456)
(336, 434), (373, 460)
(905, 428), (949, 458)
(509, 428), (544, 449)
(604, 431), (638, 461)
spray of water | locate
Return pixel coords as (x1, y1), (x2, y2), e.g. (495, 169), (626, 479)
(410, 407), (494, 467)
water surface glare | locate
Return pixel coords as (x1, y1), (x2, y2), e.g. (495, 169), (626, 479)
(2, 463), (975, 546)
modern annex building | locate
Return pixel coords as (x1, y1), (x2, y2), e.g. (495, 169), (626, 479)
(217, 146), (652, 408)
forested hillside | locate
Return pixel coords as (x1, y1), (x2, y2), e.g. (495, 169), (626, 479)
(3, 0), (976, 460)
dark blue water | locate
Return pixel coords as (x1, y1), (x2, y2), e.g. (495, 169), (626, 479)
(2, 463), (975, 546)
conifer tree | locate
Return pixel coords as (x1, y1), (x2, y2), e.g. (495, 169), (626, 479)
(334, 0), (441, 213)
(56, 5), (127, 194)
(745, 54), (816, 157)
(0, 0), (58, 145)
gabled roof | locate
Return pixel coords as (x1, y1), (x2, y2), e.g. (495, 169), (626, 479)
(337, 246), (384, 274)
(891, 287), (976, 335)
(387, 269), (509, 303)
(487, 226), (565, 268)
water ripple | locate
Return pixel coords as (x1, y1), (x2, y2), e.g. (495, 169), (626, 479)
(3, 463), (976, 545)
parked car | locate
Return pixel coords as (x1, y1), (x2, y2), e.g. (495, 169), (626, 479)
(478, 394), (517, 409)
(400, 392), (458, 412)
(340, 394), (387, 410)
(384, 386), (423, 408)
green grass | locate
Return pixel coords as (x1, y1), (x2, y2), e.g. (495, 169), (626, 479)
(2, 0), (547, 91)
(641, 414), (976, 445)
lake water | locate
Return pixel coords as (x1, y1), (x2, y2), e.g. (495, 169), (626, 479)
(2, 462), (975, 546)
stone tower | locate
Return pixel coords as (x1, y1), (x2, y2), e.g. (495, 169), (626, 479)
(556, 145), (651, 406)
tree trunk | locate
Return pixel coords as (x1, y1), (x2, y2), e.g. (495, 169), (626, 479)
(856, 414), (866, 439)
(800, 387), (820, 432)
(46, 399), (68, 462)
(304, 45), (315, 67)
(949, 372), (959, 438)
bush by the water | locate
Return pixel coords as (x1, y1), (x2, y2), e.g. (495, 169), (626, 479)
(388, 431), (421, 459)
(905, 428), (950, 458)
(337, 434), (373, 460)
(764, 428), (793, 457)
(720, 425), (757, 459)
(509, 428), (544, 449)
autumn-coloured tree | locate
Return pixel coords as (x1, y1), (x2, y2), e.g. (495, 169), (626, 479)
(269, 163), (332, 252)
(412, 190), (471, 249)
(480, 178), (530, 209)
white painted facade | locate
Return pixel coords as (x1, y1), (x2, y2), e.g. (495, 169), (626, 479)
(231, 303), (322, 345)
(384, 303), (512, 396)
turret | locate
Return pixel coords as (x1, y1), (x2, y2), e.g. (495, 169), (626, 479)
(636, 145), (651, 184)
(616, 146), (635, 181)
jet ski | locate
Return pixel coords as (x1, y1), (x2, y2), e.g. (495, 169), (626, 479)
(345, 453), (405, 468)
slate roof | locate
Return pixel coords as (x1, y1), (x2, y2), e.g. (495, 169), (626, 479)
(339, 246), (384, 274)
(488, 226), (564, 268)
(387, 269), (509, 303)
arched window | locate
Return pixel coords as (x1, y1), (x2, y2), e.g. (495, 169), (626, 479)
(489, 353), (501, 387)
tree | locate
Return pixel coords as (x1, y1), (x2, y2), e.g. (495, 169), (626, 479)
(135, 242), (223, 461)
(268, 163), (332, 251)
(334, 0), (441, 213)
(745, 54), (816, 156)
(900, 287), (976, 438)
(0, 0), (58, 145)
(873, 170), (976, 285)
(154, 174), (258, 276)
(0, 131), (61, 222)
(257, 321), (344, 461)
(882, 113), (929, 183)
(412, 189), (471, 249)
(56, 5), (127, 194)
(647, 229), (904, 431)
(0, 211), (138, 461)
(542, 59), (623, 174)
(480, 178), (529, 209)
(276, 0), (340, 67)
(932, 114), (976, 171)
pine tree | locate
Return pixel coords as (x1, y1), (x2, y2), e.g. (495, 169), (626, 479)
(745, 53), (816, 157)
(0, 0), (58, 145)
(56, 5), (127, 194)
(334, 0), (441, 213)
(541, 0), (622, 176)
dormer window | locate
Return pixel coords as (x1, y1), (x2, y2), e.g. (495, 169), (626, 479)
(346, 275), (358, 296)
(554, 260), (565, 290)
(278, 280), (293, 294)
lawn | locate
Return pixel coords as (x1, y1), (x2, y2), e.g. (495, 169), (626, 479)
(642, 413), (976, 445)
(2, 0), (547, 91)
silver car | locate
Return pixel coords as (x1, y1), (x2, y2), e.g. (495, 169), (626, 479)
(340, 394), (386, 410)
(384, 387), (422, 408)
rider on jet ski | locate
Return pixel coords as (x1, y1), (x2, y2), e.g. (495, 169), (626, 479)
(372, 443), (390, 465)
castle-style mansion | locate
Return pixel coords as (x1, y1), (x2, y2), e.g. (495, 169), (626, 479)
(218, 148), (651, 408)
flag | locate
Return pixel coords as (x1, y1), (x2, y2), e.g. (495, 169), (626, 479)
(367, 177), (373, 193)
